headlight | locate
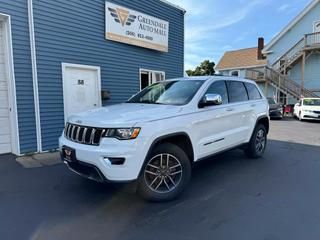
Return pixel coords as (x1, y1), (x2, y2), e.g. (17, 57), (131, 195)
(104, 128), (140, 140)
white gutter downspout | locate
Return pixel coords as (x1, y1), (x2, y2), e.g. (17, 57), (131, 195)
(28, 0), (42, 152)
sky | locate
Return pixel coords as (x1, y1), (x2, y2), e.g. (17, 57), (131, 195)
(168, 0), (312, 70)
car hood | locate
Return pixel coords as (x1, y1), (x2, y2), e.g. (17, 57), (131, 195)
(269, 104), (281, 110)
(301, 106), (320, 111)
(67, 103), (184, 127)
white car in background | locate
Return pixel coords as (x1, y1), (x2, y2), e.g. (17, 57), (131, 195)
(294, 98), (320, 121)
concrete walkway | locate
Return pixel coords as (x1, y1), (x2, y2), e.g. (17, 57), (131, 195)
(16, 152), (61, 168)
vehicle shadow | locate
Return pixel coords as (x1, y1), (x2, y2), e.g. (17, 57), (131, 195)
(2, 139), (320, 240)
(272, 116), (320, 123)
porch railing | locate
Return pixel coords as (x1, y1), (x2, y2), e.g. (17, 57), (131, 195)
(245, 66), (318, 100)
(305, 31), (320, 48)
(272, 32), (320, 71)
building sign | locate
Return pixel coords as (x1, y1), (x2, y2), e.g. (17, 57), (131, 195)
(105, 2), (169, 52)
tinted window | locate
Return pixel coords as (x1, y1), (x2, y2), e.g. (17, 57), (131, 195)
(226, 81), (249, 103)
(245, 82), (262, 100)
(303, 99), (320, 106)
(205, 81), (229, 104)
(127, 80), (204, 106)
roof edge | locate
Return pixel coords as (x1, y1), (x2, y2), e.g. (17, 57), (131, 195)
(263, 0), (319, 52)
(216, 47), (259, 68)
(222, 47), (258, 53)
(159, 0), (186, 13)
(216, 64), (268, 71)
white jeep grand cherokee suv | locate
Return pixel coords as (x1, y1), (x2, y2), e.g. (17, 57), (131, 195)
(59, 77), (269, 201)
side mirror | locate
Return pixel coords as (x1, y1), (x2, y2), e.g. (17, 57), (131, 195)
(199, 94), (223, 108)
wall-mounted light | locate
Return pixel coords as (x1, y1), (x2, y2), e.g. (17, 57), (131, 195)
(101, 90), (111, 100)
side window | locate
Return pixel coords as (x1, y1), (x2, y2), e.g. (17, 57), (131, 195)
(244, 82), (262, 100)
(226, 81), (249, 103)
(205, 81), (229, 104)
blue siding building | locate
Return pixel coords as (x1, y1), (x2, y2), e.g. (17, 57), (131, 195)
(0, 0), (185, 155)
(262, 0), (320, 101)
(217, 0), (320, 105)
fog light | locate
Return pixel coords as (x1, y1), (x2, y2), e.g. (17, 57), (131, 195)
(104, 157), (125, 165)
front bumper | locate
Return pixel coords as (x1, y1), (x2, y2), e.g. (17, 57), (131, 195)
(269, 109), (283, 118)
(62, 159), (107, 183)
(301, 111), (320, 120)
(59, 135), (150, 182)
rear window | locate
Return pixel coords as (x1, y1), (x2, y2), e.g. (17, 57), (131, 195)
(226, 81), (249, 103)
(244, 82), (262, 100)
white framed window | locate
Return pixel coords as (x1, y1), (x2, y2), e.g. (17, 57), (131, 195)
(230, 70), (239, 77)
(139, 69), (165, 90)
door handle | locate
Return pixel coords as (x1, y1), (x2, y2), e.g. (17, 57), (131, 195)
(251, 104), (256, 107)
(226, 108), (234, 112)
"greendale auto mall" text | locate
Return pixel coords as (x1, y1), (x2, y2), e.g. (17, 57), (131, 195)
(138, 15), (168, 36)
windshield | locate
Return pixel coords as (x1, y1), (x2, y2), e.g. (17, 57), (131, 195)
(127, 80), (204, 106)
(267, 98), (276, 105)
(303, 99), (320, 106)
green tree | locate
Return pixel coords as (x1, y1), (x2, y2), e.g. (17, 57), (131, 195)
(186, 60), (215, 76)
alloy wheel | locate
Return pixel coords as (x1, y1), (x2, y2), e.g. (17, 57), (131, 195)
(144, 153), (183, 194)
(255, 129), (266, 153)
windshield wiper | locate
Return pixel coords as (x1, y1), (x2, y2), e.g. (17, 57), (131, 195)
(140, 101), (165, 105)
(127, 100), (165, 105)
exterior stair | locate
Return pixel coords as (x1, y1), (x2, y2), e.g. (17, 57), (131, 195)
(246, 32), (320, 101)
(246, 66), (319, 100)
(273, 32), (320, 74)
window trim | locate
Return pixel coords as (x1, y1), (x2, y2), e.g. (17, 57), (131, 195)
(226, 81), (249, 103)
(313, 20), (320, 33)
(244, 82), (262, 101)
(197, 80), (264, 110)
(230, 70), (240, 77)
(201, 80), (229, 105)
(139, 68), (165, 90)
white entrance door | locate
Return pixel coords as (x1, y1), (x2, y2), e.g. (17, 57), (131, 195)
(0, 21), (12, 154)
(62, 63), (101, 121)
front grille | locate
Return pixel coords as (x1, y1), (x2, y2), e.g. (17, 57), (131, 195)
(64, 123), (107, 146)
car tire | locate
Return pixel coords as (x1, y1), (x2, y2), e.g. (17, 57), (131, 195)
(245, 124), (267, 159)
(137, 143), (191, 202)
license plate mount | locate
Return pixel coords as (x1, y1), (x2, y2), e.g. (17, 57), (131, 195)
(62, 146), (77, 163)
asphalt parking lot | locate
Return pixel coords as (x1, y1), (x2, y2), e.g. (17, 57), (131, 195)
(1, 118), (320, 240)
